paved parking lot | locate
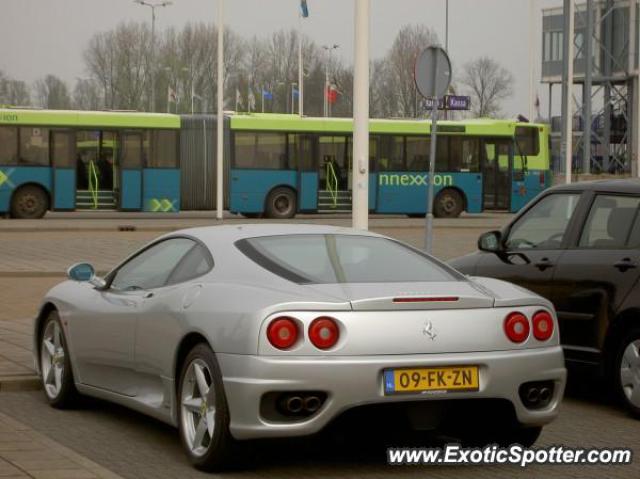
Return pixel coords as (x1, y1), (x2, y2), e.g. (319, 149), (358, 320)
(0, 213), (638, 478)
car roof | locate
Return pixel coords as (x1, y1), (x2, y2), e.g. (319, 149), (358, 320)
(548, 178), (640, 194)
(167, 223), (383, 244)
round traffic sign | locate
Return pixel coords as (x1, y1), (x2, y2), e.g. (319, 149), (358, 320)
(414, 46), (452, 99)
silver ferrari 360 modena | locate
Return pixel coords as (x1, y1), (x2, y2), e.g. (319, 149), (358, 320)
(34, 224), (566, 470)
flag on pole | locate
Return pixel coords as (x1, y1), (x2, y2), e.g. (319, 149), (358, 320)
(248, 89), (256, 112)
(293, 88), (300, 99)
(262, 90), (274, 101)
(167, 86), (177, 103)
(300, 0), (309, 18)
(235, 88), (243, 111)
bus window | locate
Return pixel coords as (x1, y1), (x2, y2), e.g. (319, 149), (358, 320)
(379, 136), (404, 171)
(0, 127), (18, 165)
(515, 126), (539, 156)
(369, 136), (378, 172)
(435, 137), (449, 171)
(52, 132), (74, 168)
(149, 130), (178, 168)
(450, 136), (480, 172)
(288, 134), (314, 170)
(18, 127), (49, 166)
(123, 133), (142, 169)
(233, 132), (286, 169)
(405, 136), (428, 171)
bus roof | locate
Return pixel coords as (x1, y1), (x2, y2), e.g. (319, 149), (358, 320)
(0, 108), (180, 129)
(228, 113), (547, 136)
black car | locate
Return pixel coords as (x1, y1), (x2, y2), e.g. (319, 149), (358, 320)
(450, 179), (640, 417)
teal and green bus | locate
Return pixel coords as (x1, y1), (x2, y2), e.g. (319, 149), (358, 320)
(228, 114), (551, 218)
(0, 109), (180, 218)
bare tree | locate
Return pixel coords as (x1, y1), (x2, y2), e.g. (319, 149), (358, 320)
(0, 71), (31, 106)
(460, 56), (514, 118)
(73, 79), (102, 110)
(34, 75), (71, 109)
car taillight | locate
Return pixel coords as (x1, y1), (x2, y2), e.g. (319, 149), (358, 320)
(267, 317), (299, 349)
(539, 171), (545, 187)
(308, 317), (340, 350)
(504, 312), (530, 343)
(532, 310), (554, 341)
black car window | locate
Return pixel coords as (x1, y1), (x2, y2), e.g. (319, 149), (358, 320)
(505, 193), (580, 250)
(111, 238), (196, 291)
(579, 195), (640, 249)
(167, 243), (213, 285)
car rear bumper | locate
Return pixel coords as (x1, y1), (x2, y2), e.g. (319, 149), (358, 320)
(218, 346), (566, 440)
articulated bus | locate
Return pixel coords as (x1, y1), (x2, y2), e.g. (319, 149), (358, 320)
(228, 114), (551, 218)
(0, 109), (180, 218)
(0, 109), (550, 219)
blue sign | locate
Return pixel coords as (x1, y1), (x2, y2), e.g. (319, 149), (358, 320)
(300, 0), (309, 17)
(423, 95), (470, 111)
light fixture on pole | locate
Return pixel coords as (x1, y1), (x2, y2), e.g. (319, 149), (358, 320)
(216, 0), (224, 220)
(322, 44), (339, 117)
(298, 1), (309, 117)
(133, 0), (172, 112)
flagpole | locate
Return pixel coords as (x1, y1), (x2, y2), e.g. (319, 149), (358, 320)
(216, 0), (224, 221)
(298, 9), (304, 116)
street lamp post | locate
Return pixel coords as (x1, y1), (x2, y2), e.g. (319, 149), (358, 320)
(134, 0), (172, 112)
(216, 0), (224, 220)
(322, 44), (339, 117)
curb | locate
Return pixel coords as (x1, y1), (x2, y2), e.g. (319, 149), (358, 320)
(0, 375), (41, 392)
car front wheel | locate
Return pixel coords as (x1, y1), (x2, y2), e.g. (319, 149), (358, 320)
(615, 327), (640, 418)
(178, 343), (237, 471)
(40, 311), (78, 408)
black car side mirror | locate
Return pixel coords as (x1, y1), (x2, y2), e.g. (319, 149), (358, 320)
(478, 231), (504, 253)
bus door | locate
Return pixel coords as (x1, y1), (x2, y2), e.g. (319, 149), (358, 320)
(75, 130), (118, 209)
(120, 131), (143, 210)
(295, 134), (318, 211)
(51, 130), (76, 210)
(481, 138), (512, 210)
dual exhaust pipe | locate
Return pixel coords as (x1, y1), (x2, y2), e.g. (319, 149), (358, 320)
(519, 381), (554, 409)
(279, 393), (325, 416)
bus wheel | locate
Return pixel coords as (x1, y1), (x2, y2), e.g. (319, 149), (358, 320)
(265, 187), (297, 219)
(10, 185), (49, 219)
(434, 189), (464, 218)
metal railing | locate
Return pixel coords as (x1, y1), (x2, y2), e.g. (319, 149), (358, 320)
(88, 160), (99, 209)
(325, 162), (338, 208)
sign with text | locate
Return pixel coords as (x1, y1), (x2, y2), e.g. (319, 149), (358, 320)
(423, 95), (471, 111)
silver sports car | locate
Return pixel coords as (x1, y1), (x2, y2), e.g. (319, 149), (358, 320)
(34, 224), (566, 470)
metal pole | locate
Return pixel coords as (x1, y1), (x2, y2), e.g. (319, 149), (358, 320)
(445, 0), (449, 52)
(298, 14), (304, 117)
(425, 100), (439, 254)
(583, 0), (593, 174)
(529, 0), (535, 120)
(151, 6), (156, 112)
(352, 0), (370, 231)
(560, 0), (575, 184)
(603, 0), (613, 173)
(631, 0), (640, 177)
(216, 0), (224, 221)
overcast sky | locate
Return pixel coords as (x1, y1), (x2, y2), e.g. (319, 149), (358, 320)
(0, 0), (561, 117)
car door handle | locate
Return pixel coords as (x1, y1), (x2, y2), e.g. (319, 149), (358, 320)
(144, 292), (155, 299)
(534, 258), (554, 271)
(614, 258), (638, 272)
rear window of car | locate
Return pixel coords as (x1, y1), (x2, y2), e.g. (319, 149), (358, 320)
(236, 234), (460, 284)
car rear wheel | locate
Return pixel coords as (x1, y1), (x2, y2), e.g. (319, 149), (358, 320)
(178, 343), (237, 471)
(434, 189), (464, 218)
(11, 185), (49, 219)
(265, 187), (296, 219)
(40, 311), (78, 408)
(614, 327), (640, 418)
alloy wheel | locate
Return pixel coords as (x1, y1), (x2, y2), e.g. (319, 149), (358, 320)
(41, 320), (66, 399)
(180, 359), (217, 457)
(620, 339), (640, 408)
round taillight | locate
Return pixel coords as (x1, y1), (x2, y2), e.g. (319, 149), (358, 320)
(308, 317), (340, 350)
(504, 312), (530, 343)
(267, 317), (299, 350)
(532, 310), (554, 341)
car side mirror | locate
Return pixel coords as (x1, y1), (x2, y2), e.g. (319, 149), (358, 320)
(478, 231), (504, 253)
(67, 262), (106, 289)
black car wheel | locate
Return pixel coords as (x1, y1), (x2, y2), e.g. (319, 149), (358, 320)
(614, 327), (640, 418)
(39, 311), (79, 408)
(11, 185), (49, 219)
(434, 189), (464, 218)
(265, 187), (296, 219)
(178, 343), (237, 471)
